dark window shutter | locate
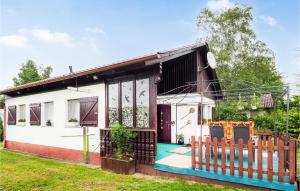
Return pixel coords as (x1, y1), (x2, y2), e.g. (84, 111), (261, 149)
(30, 103), (41, 126)
(80, 97), (98, 126)
(7, 106), (16, 125)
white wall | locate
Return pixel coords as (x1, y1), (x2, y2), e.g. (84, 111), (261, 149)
(5, 83), (105, 153)
(157, 93), (215, 144)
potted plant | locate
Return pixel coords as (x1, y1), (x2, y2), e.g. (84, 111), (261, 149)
(101, 123), (136, 175)
(18, 119), (26, 125)
(46, 120), (52, 126)
(177, 134), (184, 145)
(68, 118), (78, 127)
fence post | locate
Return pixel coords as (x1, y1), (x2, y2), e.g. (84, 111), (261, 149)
(230, 138), (234, 176)
(191, 136), (196, 170)
(238, 138), (243, 177)
(248, 139), (253, 178)
(289, 139), (296, 184)
(258, 138), (263, 180)
(221, 138), (226, 174)
(213, 137), (218, 173)
(198, 137), (202, 170)
(206, 137), (210, 172)
(278, 139), (284, 182)
(268, 137), (273, 182)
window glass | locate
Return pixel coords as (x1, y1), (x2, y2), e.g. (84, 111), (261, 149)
(18, 105), (26, 123)
(136, 78), (149, 128)
(44, 102), (54, 126)
(68, 99), (80, 123)
(108, 83), (119, 126)
(122, 81), (133, 127)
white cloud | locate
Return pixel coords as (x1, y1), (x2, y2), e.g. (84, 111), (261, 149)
(207, 0), (234, 12)
(22, 29), (73, 46)
(0, 35), (27, 48)
(85, 27), (106, 35)
(259, 15), (278, 27)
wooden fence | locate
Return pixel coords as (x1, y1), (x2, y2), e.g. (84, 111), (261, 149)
(100, 129), (156, 164)
(191, 136), (297, 184)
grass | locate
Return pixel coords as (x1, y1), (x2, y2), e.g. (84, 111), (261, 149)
(0, 149), (245, 191)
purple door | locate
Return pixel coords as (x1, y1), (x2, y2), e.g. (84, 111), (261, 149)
(157, 104), (171, 143)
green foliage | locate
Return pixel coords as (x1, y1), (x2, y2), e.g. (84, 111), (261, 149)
(197, 4), (283, 90)
(111, 123), (136, 160)
(0, 117), (3, 142)
(177, 134), (184, 140)
(13, 59), (53, 86)
(68, 118), (78, 122)
(214, 101), (249, 121)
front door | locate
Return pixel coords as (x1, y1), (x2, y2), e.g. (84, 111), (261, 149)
(157, 104), (171, 143)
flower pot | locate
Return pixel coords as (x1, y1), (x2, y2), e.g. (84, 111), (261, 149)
(178, 139), (184, 145)
(101, 157), (135, 175)
(67, 122), (79, 127)
(18, 122), (26, 126)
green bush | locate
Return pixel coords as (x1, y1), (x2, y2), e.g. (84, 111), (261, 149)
(111, 123), (136, 160)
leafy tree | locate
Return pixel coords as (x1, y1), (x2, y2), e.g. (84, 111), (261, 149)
(13, 60), (53, 86)
(196, 5), (283, 90)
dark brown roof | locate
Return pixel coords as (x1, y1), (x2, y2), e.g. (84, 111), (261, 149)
(1, 42), (217, 95)
(0, 54), (158, 94)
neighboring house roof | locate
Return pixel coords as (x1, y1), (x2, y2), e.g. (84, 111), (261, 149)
(260, 94), (274, 108)
(1, 42), (220, 96)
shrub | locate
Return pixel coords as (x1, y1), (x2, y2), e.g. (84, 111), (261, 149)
(111, 123), (136, 160)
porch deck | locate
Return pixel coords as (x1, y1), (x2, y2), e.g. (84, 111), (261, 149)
(154, 143), (295, 191)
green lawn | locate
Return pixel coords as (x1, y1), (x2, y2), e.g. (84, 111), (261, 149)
(0, 149), (245, 191)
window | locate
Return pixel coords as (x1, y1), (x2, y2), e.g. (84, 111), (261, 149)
(108, 83), (119, 126)
(122, 81), (133, 127)
(107, 77), (150, 128)
(68, 99), (80, 123)
(18, 105), (26, 124)
(136, 78), (149, 128)
(44, 102), (54, 126)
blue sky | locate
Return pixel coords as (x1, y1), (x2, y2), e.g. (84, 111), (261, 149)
(0, 0), (299, 93)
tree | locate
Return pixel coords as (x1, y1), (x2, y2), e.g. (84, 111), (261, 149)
(196, 5), (283, 90)
(13, 60), (53, 86)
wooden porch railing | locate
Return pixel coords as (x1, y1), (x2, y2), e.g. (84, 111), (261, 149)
(100, 129), (156, 164)
(191, 136), (297, 184)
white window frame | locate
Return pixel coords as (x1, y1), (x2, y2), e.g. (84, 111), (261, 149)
(67, 99), (80, 127)
(44, 102), (54, 127)
(17, 104), (26, 126)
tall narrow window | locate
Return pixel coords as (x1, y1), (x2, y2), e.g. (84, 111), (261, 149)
(68, 99), (80, 123)
(18, 104), (26, 124)
(198, 103), (203, 125)
(108, 83), (119, 127)
(44, 102), (54, 126)
(136, 78), (149, 128)
(122, 81), (133, 127)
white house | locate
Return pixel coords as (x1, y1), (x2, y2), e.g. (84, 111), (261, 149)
(1, 43), (220, 165)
